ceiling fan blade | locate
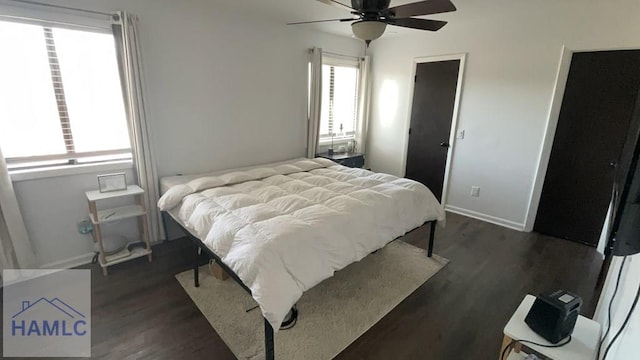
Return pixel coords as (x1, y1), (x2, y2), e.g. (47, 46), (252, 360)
(287, 18), (356, 25)
(386, 18), (448, 31)
(388, 0), (456, 18)
(314, 0), (355, 11)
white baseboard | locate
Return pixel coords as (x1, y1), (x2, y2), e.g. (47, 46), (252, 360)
(445, 205), (526, 231)
(38, 241), (164, 270)
(40, 252), (95, 270)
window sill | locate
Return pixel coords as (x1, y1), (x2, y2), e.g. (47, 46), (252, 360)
(10, 160), (134, 182)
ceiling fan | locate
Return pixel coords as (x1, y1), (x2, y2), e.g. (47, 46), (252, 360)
(288, 0), (457, 45)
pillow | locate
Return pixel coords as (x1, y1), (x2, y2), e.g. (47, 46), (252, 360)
(246, 167), (279, 179)
(291, 159), (325, 172)
(158, 185), (194, 211)
(219, 171), (253, 186)
(188, 176), (224, 192)
(312, 157), (338, 167)
(274, 164), (303, 175)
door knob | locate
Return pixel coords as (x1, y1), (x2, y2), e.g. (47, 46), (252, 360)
(609, 161), (618, 168)
(440, 142), (450, 148)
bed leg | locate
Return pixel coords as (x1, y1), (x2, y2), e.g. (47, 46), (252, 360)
(193, 239), (200, 288)
(264, 318), (275, 360)
(428, 221), (435, 258)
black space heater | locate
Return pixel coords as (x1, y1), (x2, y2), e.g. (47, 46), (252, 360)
(524, 290), (582, 344)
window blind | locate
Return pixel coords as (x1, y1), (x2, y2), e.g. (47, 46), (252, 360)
(0, 19), (131, 170)
(320, 59), (359, 140)
(43, 27), (75, 153)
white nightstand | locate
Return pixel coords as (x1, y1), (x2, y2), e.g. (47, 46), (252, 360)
(500, 295), (601, 360)
(86, 185), (152, 275)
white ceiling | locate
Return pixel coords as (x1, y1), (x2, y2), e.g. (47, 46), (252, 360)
(222, 0), (462, 39)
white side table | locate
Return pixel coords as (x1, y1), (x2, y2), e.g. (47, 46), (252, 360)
(500, 295), (601, 360)
(86, 185), (152, 275)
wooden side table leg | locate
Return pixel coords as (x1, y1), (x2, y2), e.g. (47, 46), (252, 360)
(136, 194), (153, 263)
(513, 342), (522, 353)
(500, 335), (514, 360)
(93, 223), (109, 277)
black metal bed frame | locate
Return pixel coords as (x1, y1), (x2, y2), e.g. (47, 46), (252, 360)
(164, 212), (436, 360)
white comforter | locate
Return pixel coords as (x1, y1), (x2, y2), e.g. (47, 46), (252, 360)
(158, 158), (445, 331)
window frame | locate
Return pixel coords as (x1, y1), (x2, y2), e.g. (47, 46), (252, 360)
(318, 55), (361, 145)
(0, 15), (132, 172)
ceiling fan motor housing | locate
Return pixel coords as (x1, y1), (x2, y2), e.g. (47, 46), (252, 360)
(351, 0), (391, 12)
(352, 0), (392, 19)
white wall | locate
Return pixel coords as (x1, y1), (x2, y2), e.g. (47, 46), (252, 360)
(594, 255), (640, 360)
(366, 0), (640, 230)
(12, 166), (137, 268)
(4, 0), (363, 267)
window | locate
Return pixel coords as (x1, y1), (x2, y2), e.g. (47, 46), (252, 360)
(319, 57), (360, 143)
(0, 19), (130, 170)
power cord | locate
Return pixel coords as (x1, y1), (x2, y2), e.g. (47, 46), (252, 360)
(598, 256), (628, 358)
(501, 336), (572, 360)
(601, 281), (640, 359)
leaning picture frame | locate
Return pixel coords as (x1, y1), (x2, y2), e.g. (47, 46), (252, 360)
(97, 173), (127, 193)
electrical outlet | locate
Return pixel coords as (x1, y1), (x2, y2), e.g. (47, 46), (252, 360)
(471, 186), (480, 197)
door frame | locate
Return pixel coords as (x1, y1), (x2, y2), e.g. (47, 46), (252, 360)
(401, 53), (467, 206)
(524, 45), (640, 232)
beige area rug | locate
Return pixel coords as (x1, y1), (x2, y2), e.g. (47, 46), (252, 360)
(175, 241), (449, 360)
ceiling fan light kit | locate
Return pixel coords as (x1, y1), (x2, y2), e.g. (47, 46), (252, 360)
(289, 0), (457, 44)
(351, 20), (387, 41)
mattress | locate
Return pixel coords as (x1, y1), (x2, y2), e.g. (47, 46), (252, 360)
(159, 158), (445, 331)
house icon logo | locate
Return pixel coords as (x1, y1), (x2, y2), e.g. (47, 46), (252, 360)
(3, 269), (91, 357)
(11, 297), (87, 336)
(11, 298), (87, 337)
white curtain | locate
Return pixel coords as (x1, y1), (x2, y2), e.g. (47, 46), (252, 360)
(113, 12), (163, 242)
(355, 55), (372, 154)
(307, 47), (323, 158)
(0, 147), (37, 275)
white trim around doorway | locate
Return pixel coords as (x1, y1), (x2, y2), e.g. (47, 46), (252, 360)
(524, 45), (640, 233)
(524, 46), (572, 232)
(401, 53), (467, 207)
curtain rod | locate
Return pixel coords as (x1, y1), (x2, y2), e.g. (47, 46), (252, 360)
(7, 0), (117, 19)
(326, 51), (363, 60)
(310, 49), (363, 61)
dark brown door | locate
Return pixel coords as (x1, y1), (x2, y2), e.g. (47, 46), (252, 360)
(405, 60), (460, 202)
(534, 50), (640, 246)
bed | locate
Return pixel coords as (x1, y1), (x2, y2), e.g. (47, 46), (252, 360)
(158, 157), (445, 359)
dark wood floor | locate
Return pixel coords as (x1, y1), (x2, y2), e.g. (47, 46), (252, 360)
(3, 213), (603, 359)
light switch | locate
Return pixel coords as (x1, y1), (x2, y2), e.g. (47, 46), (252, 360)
(457, 130), (465, 140)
